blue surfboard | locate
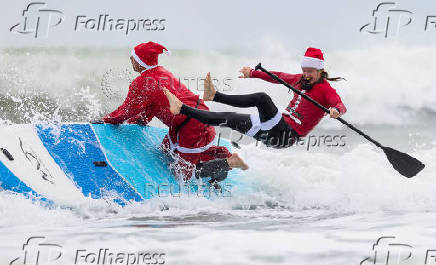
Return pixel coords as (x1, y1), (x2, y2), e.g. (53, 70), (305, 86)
(36, 124), (143, 205)
(0, 123), (245, 206)
(0, 160), (50, 204)
(91, 124), (178, 199)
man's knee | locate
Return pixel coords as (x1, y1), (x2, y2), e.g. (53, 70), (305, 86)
(255, 92), (275, 112)
(256, 92), (272, 103)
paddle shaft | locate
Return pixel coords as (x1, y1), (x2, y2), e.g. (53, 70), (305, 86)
(255, 63), (384, 149)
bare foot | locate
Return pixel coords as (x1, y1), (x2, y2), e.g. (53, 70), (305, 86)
(162, 88), (182, 115)
(203, 72), (216, 101)
(226, 153), (248, 170)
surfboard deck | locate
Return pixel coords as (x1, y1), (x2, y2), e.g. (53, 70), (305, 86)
(0, 123), (242, 206)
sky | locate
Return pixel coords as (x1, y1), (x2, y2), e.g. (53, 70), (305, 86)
(1, 0), (436, 51)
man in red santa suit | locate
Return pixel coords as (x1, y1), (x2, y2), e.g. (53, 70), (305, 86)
(163, 47), (347, 148)
(102, 42), (248, 185)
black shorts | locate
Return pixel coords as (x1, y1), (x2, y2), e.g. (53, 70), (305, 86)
(254, 117), (299, 148)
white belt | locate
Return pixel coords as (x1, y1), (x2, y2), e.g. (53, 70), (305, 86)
(246, 111), (283, 137)
(167, 134), (216, 154)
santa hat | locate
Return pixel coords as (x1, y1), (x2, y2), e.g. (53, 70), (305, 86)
(301, 47), (324, 70)
(131, 41), (170, 69)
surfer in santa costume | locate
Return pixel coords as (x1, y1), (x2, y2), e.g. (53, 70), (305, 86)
(164, 47), (347, 149)
(103, 42), (248, 186)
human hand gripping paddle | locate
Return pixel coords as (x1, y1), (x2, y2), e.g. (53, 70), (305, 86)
(254, 63), (425, 178)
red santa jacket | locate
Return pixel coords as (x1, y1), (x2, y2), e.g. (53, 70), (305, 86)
(104, 66), (216, 152)
(250, 70), (347, 137)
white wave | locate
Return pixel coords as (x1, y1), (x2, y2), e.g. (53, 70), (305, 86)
(236, 141), (435, 213)
(1, 45), (434, 126)
(0, 141), (433, 227)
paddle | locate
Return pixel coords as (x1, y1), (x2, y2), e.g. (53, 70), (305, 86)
(254, 63), (425, 178)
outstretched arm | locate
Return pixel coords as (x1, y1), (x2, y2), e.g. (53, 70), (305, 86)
(239, 66), (300, 85)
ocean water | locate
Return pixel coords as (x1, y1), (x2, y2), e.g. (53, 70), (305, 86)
(0, 45), (435, 265)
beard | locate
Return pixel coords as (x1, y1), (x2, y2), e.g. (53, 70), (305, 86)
(301, 77), (313, 90)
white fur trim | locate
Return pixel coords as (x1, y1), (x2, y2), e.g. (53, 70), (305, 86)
(246, 111), (282, 137)
(246, 113), (261, 137)
(163, 49), (171, 56)
(301, 56), (324, 69)
(131, 50), (158, 70)
(191, 168), (196, 179)
(167, 134), (216, 154)
(260, 111), (282, 130)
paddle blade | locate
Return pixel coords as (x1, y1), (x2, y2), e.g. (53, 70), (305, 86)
(383, 147), (425, 178)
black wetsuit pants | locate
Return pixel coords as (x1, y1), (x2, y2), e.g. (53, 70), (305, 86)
(192, 92), (299, 184)
(182, 91), (299, 148)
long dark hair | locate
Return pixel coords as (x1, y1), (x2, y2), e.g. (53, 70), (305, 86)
(296, 70), (346, 90)
(320, 70), (346, 82)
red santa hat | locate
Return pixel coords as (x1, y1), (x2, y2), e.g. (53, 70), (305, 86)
(131, 41), (170, 69)
(301, 47), (324, 70)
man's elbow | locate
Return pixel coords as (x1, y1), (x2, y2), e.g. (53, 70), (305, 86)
(126, 115), (149, 125)
(103, 115), (123, 124)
